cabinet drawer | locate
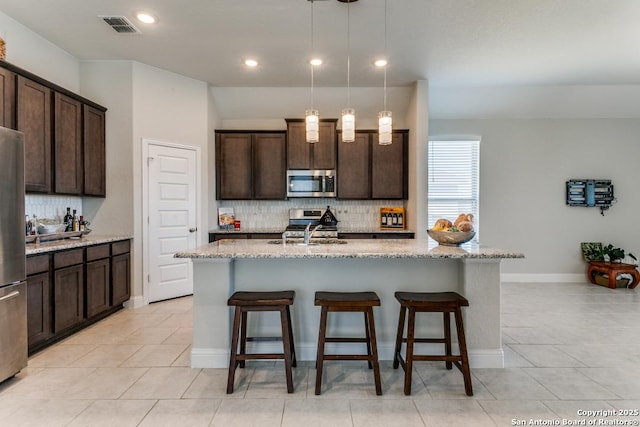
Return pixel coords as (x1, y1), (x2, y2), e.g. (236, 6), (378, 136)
(111, 240), (130, 256)
(53, 249), (84, 269)
(86, 244), (110, 261)
(27, 254), (50, 276)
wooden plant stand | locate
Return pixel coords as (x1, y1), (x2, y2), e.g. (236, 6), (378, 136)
(587, 261), (640, 289)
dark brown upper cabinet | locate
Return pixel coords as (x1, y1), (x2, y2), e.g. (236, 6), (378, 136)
(286, 119), (337, 170)
(337, 130), (408, 200)
(3, 60), (107, 197)
(83, 105), (106, 197)
(0, 67), (15, 128)
(17, 75), (52, 193)
(54, 92), (83, 195)
(216, 131), (286, 200)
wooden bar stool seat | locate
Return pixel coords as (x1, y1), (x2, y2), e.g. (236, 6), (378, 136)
(393, 291), (473, 396)
(314, 291), (382, 395)
(226, 290), (296, 394)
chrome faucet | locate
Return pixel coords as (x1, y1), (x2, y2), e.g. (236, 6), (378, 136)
(282, 231), (288, 246)
(304, 223), (322, 245)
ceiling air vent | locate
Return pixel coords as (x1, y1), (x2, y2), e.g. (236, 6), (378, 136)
(99, 16), (141, 34)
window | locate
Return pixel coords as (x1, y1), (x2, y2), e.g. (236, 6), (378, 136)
(427, 138), (480, 235)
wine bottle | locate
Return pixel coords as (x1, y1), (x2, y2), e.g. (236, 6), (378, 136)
(72, 209), (80, 232)
(64, 207), (72, 231)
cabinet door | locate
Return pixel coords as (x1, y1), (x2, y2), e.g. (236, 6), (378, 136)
(216, 133), (252, 199)
(371, 131), (407, 199)
(17, 76), (52, 193)
(83, 105), (106, 197)
(111, 253), (131, 306)
(53, 264), (84, 332)
(0, 67), (15, 128)
(312, 120), (337, 169)
(54, 92), (83, 194)
(337, 132), (370, 199)
(286, 120), (310, 169)
(86, 259), (110, 319)
(253, 133), (286, 199)
(27, 271), (53, 348)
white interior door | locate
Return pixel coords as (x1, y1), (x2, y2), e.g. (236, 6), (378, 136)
(147, 143), (197, 302)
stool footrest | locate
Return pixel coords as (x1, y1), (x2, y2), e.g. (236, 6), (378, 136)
(245, 336), (284, 342)
(236, 353), (285, 360)
(322, 354), (373, 361)
(401, 337), (446, 344)
(324, 337), (369, 343)
(412, 355), (463, 362)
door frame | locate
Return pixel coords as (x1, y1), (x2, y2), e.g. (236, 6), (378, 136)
(142, 138), (201, 306)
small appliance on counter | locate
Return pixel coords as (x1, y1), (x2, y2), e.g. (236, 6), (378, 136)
(380, 207), (405, 230)
(284, 207), (339, 238)
(0, 127), (28, 384)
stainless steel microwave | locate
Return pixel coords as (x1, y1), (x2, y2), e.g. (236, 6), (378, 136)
(286, 170), (336, 198)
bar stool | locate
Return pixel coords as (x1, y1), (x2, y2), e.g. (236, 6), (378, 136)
(226, 290), (296, 394)
(393, 291), (473, 396)
(314, 291), (382, 395)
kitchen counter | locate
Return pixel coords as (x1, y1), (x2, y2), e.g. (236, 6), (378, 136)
(179, 240), (523, 370)
(209, 227), (415, 234)
(26, 235), (133, 255)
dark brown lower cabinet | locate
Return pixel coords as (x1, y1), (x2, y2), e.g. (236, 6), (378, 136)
(26, 271), (52, 348)
(86, 258), (110, 319)
(53, 264), (84, 333)
(111, 253), (131, 306)
(26, 239), (131, 354)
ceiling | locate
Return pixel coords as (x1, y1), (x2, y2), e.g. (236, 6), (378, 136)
(1, 0), (639, 88)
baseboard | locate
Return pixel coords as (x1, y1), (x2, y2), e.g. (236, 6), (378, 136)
(123, 295), (145, 309)
(501, 273), (586, 283)
(191, 347), (229, 368)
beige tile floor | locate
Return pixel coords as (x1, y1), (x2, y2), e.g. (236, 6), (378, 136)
(1, 282), (639, 426)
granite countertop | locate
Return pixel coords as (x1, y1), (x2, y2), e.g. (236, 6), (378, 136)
(26, 235), (133, 255)
(209, 227), (415, 234)
(175, 239), (524, 260)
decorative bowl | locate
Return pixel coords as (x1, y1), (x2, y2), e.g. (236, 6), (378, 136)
(427, 229), (475, 246)
(37, 223), (67, 235)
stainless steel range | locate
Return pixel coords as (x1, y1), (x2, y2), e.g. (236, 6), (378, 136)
(285, 208), (338, 239)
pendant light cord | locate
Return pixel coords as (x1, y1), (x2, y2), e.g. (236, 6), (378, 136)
(383, 0), (387, 112)
(347, 1), (351, 108)
(310, 0), (315, 108)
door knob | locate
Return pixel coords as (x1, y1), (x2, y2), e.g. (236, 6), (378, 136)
(189, 228), (197, 233)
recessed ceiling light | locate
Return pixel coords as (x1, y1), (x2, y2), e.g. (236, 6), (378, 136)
(310, 58), (323, 66)
(374, 59), (387, 67)
(244, 59), (258, 67)
(136, 12), (156, 24)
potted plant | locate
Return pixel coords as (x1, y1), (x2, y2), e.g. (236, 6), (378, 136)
(581, 242), (638, 288)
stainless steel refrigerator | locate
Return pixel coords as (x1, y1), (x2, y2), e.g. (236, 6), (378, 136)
(0, 126), (27, 383)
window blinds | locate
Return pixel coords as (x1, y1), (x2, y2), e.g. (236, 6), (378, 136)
(427, 139), (480, 234)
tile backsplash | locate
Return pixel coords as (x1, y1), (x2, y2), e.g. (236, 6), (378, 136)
(217, 199), (405, 230)
(25, 194), (83, 222)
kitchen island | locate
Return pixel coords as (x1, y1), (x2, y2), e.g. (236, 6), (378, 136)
(175, 239), (524, 369)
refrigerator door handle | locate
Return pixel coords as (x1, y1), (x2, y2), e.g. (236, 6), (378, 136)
(0, 291), (20, 303)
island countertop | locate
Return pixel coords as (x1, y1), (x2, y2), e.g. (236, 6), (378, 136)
(175, 238), (524, 260)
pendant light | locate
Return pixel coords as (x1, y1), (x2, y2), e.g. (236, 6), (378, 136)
(341, 0), (356, 143)
(306, 0), (320, 143)
(378, 0), (392, 145)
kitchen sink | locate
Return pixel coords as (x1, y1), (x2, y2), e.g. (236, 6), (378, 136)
(267, 239), (347, 245)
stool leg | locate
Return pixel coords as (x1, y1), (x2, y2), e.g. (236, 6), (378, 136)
(364, 311), (373, 369)
(366, 307), (382, 396)
(393, 305), (406, 369)
(444, 311), (452, 370)
(403, 307), (416, 395)
(279, 307), (294, 393)
(314, 306), (328, 395)
(454, 307), (473, 396)
(239, 310), (248, 368)
(226, 306), (242, 394)
(286, 305), (297, 367)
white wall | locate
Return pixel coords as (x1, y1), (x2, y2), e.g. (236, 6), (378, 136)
(131, 62), (209, 299)
(0, 11), (79, 91)
(80, 61), (134, 237)
(430, 116), (640, 279)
